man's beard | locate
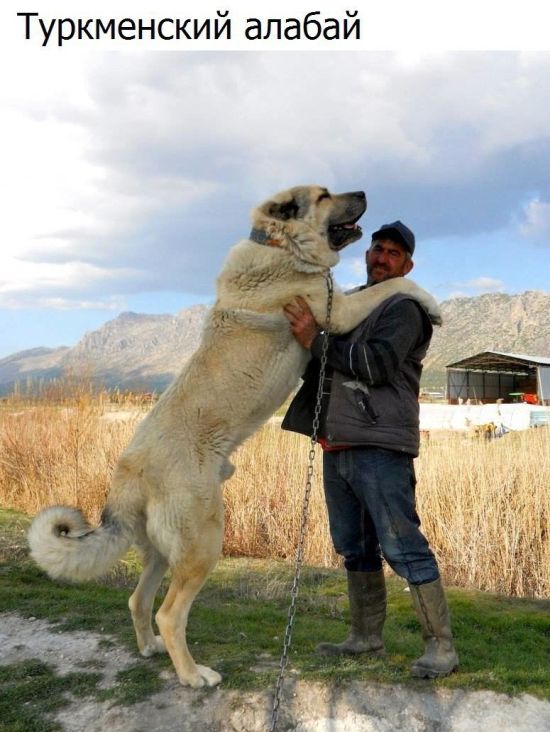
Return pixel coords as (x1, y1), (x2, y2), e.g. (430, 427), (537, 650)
(366, 264), (392, 286)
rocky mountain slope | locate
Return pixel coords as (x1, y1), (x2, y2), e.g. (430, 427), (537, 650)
(1, 292), (549, 394)
(1, 306), (208, 394)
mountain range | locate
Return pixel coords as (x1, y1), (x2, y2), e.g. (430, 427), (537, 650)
(2, 291), (549, 394)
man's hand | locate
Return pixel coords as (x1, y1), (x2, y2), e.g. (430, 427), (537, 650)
(283, 296), (321, 349)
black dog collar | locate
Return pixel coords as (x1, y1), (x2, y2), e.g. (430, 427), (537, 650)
(249, 228), (282, 247)
(249, 228), (269, 244)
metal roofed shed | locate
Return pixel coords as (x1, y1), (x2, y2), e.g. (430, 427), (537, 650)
(446, 352), (550, 406)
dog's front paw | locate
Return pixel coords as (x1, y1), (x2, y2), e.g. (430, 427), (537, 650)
(402, 281), (442, 325)
(424, 297), (442, 326)
(197, 664), (222, 687)
(179, 664), (222, 688)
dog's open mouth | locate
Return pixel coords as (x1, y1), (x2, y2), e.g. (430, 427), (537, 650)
(328, 220), (364, 251)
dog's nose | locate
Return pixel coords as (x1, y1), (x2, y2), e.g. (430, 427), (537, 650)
(353, 191), (367, 209)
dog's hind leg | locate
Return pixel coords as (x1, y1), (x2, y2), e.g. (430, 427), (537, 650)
(155, 520), (223, 687)
(128, 547), (169, 657)
(156, 563), (221, 687)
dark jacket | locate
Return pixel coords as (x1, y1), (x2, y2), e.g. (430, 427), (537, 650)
(282, 292), (433, 457)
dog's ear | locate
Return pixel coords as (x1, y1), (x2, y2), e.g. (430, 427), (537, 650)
(264, 197), (299, 221)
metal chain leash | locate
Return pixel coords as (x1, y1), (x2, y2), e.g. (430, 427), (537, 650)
(269, 273), (334, 732)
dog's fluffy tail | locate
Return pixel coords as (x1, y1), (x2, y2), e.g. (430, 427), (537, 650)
(28, 505), (133, 582)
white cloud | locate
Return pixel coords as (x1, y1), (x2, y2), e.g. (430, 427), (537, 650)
(350, 257), (366, 276)
(332, 256), (367, 292)
(518, 197), (550, 243)
(1, 295), (128, 311)
(0, 256), (139, 308)
(466, 277), (505, 291)
(449, 277), (506, 297)
(1, 51), (550, 308)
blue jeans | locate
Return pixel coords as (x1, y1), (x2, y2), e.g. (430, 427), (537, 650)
(323, 447), (440, 585)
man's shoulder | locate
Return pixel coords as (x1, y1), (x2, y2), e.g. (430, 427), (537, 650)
(386, 294), (427, 315)
(383, 296), (434, 341)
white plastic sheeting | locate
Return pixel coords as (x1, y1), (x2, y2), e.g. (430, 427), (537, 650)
(419, 403), (550, 431)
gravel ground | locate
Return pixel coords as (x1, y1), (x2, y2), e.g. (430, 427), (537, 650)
(2, 613), (549, 732)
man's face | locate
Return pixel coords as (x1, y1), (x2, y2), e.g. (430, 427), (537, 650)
(366, 238), (414, 285)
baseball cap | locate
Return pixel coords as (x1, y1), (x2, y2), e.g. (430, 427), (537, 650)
(371, 220), (415, 255)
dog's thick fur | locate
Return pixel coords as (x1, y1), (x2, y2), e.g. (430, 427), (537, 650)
(28, 185), (441, 688)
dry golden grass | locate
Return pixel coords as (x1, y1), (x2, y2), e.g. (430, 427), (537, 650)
(416, 427), (550, 598)
(1, 389), (548, 598)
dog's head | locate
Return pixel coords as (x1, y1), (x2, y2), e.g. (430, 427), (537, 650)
(251, 185), (367, 269)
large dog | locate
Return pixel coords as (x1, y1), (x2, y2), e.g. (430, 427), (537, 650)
(28, 185), (441, 688)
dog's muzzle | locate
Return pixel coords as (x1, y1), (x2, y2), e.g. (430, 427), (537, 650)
(328, 191), (367, 251)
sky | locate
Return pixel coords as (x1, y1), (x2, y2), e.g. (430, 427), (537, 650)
(1, 49), (550, 358)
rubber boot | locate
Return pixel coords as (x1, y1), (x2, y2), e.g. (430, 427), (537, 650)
(316, 569), (386, 656)
(409, 578), (459, 678)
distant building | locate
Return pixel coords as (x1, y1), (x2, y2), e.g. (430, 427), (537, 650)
(446, 352), (550, 406)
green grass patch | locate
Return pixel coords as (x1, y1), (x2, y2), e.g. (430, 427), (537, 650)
(0, 660), (101, 732)
(98, 664), (166, 705)
(1, 506), (549, 728)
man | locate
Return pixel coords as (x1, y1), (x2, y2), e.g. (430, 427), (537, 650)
(282, 221), (458, 678)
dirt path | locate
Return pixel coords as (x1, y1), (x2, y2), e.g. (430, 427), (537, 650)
(2, 613), (549, 732)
